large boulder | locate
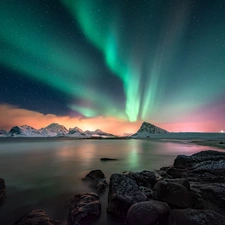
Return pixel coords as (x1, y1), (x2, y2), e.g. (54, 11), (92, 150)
(0, 177), (6, 205)
(124, 170), (157, 188)
(14, 209), (56, 225)
(191, 182), (225, 215)
(126, 200), (170, 225)
(82, 170), (107, 192)
(168, 208), (225, 225)
(174, 150), (225, 169)
(69, 192), (101, 225)
(165, 178), (191, 191)
(153, 180), (192, 209)
(107, 173), (147, 219)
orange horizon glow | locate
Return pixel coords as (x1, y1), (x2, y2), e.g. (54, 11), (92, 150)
(0, 104), (224, 135)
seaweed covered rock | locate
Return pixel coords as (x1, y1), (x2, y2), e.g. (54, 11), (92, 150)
(168, 208), (225, 225)
(126, 200), (170, 225)
(153, 180), (192, 209)
(69, 192), (101, 225)
(14, 209), (56, 225)
(107, 173), (147, 219)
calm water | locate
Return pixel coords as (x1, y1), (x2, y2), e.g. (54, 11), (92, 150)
(0, 138), (221, 224)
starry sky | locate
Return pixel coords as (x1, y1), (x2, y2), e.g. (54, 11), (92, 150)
(0, 0), (225, 134)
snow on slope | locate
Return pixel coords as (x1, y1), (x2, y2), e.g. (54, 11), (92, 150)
(7, 125), (41, 137)
(39, 123), (68, 137)
(84, 129), (115, 138)
(67, 127), (87, 138)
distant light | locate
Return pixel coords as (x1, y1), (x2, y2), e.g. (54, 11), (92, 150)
(220, 130), (224, 133)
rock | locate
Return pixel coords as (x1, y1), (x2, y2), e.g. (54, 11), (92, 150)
(166, 167), (188, 178)
(124, 170), (157, 188)
(69, 192), (101, 225)
(172, 150), (225, 215)
(14, 209), (57, 225)
(0, 177), (6, 205)
(219, 142), (224, 144)
(139, 186), (153, 199)
(190, 182), (225, 215)
(174, 150), (225, 169)
(83, 169), (105, 180)
(100, 158), (118, 161)
(165, 178), (191, 191)
(82, 170), (107, 192)
(107, 173), (147, 219)
(126, 200), (170, 225)
(168, 208), (225, 225)
(153, 180), (192, 209)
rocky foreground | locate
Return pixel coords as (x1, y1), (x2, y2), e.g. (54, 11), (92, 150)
(1, 150), (225, 225)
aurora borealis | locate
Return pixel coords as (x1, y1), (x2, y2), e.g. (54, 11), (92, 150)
(0, 0), (225, 134)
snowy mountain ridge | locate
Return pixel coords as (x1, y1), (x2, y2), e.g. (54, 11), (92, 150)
(3, 123), (116, 138)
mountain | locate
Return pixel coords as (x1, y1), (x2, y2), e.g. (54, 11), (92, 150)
(131, 122), (169, 138)
(84, 129), (115, 138)
(67, 127), (86, 137)
(39, 123), (68, 137)
(7, 125), (41, 137)
(0, 129), (7, 135)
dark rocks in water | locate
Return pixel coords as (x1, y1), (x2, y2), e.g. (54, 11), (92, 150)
(83, 169), (105, 180)
(0, 177), (6, 205)
(82, 170), (107, 192)
(123, 170), (157, 189)
(100, 158), (118, 161)
(153, 180), (192, 209)
(168, 208), (225, 225)
(107, 173), (147, 219)
(69, 192), (101, 225)
(219, 141), (224, 144)
(126, 200), (170, 225)
(14, 209), (57, 225)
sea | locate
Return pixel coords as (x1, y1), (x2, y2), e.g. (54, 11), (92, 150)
(0, 138), (221, 224)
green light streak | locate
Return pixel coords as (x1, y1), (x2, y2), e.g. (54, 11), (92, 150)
(0, 0), (123, 118)
(62, 0), (140, 121)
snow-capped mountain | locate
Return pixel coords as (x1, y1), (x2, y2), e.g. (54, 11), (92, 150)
(67, 127), (86, 137)
(84, 129), (115, 138)
(132, 122), (169, 138)
(7, 125), (41, 137)
(0, 129), (7, 135)
(39, 123), (68, 137)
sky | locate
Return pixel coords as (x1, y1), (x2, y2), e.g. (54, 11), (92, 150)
(0, 0), (225, 134)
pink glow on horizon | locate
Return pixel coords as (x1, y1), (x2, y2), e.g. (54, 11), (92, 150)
(0, 104), (224, 134)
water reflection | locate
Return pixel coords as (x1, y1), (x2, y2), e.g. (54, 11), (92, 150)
(0, 139), (221, 225)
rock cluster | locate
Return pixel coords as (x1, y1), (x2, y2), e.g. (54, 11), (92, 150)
(8, 150), (225, 225)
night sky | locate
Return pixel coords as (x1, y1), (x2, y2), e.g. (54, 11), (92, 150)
(0, 0), (225, 134)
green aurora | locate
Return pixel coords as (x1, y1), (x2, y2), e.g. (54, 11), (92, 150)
(0, 0), (225, 127)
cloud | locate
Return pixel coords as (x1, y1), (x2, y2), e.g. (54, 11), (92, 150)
(0, 104), (140, 135)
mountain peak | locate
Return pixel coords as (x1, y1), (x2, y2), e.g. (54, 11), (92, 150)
(132, 121), (169, 138)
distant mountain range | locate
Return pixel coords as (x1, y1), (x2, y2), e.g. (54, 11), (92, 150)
(1, 123), (117, 138)
(0, 122), (169, 138)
